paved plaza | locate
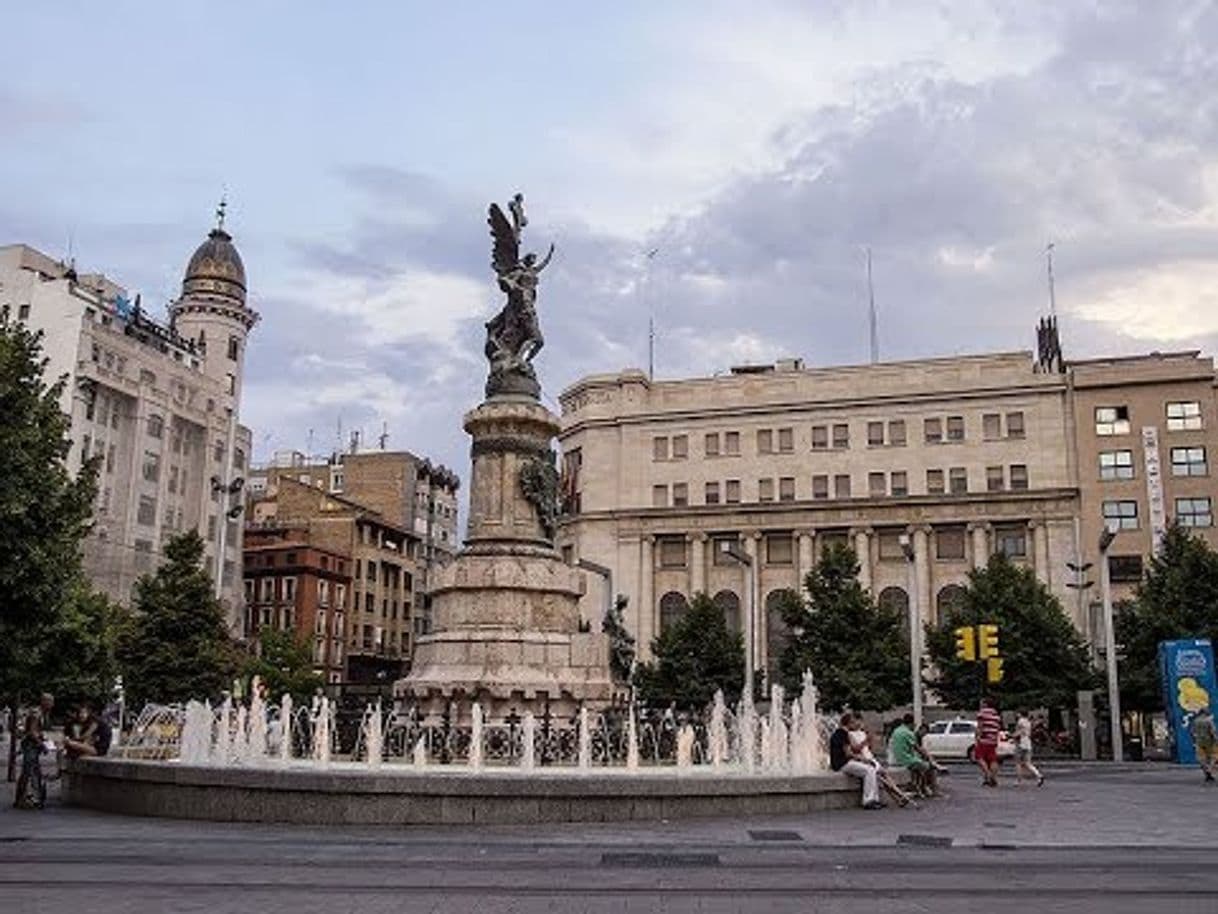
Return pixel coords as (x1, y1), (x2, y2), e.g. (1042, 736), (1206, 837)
(3, 761), (1217, 913)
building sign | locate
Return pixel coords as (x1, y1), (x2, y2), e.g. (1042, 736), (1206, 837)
(1158, 639), (1217, 765)
(1142, 426), (1167, 553)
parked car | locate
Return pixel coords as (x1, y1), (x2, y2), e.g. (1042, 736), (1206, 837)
(922, 718), (1016, 761)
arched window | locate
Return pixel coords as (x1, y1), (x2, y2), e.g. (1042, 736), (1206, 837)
(936, 584), (968, 624)
(878, 586), (910, 634)
(765, 588), (799, 682)
(659, 591), (690, 634)
(712, 589), (741, 635)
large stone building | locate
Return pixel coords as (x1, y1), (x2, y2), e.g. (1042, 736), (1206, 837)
(0, 221), (257, 626)
(556, 323), (1218, 679)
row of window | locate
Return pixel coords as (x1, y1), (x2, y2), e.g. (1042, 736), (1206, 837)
(653, 412), (1027, 462)
(1099, 446), (1208, 479)
(1102, 497), (1213, 530)
(651, 465), (1030, 507)
(1095, 401), (1203, 435)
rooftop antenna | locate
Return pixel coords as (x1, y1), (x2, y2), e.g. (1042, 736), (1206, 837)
(1046, 242), (1057, 317)
(643, 247), (659, 380)
(866, 247), (879, 363)
(349, 430), (360, 455)
(336, 414), (344, 452)
(306, 428), (315, 456)
(215, 195), (227, 232)
(378, 421), (389, 450)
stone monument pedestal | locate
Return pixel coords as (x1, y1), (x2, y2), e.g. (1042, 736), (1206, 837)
(396, 396), (620, 722)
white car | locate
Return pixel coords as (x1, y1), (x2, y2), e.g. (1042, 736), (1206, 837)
(921, 718), (1016, 762)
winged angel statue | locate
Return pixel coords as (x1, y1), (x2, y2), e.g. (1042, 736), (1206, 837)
(484, 193), (554, 398)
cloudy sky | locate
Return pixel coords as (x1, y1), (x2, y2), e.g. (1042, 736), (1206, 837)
(5, 1), (1218, 479)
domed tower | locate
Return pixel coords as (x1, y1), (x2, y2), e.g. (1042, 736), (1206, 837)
(169, 202), (259, 411)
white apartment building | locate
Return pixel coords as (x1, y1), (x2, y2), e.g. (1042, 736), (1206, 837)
(0, 220), (258, 628)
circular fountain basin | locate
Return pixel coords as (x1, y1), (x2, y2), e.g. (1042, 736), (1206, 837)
(65, 757), (869, 825)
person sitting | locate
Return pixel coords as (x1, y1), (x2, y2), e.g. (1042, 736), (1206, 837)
(829, 712), (883, 810)
(850, 717), (913, 807)
(889, 713), (938, 798)
(62, 703), (110, 760)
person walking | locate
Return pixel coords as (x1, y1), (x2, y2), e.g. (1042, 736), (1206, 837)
(975, 696), (1002, 787)
(1189, 707), (1217, 784)
(1013, 710), (1044, 787)
(829, 713), (883, 810)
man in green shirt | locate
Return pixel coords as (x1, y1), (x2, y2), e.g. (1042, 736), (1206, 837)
(890, 713), (937, 798)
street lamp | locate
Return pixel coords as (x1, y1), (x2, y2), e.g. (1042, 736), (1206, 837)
(719, 539), (755, 701)
(898, 533), (923, 727)
(1098, 526), (1123, 762)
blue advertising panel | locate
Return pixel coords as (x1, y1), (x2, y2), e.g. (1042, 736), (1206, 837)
(1158, 639), (1217, 765)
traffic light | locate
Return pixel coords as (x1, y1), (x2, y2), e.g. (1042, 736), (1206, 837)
(978, 623), (1000, 659)
(986, 656), (1005, 683)
(954, 626), (976, 662)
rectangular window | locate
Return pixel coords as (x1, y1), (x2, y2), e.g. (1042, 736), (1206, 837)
(672, 482), (688, 507)
(926, 469), (945, 495)
(315, 610), (327, 635)
(724, 431), (740, 456)
(1009, 464), (1029, 490)
(658, 536), (687, 568)
(143, 451), (160, 483)
(284, 577), (297, 602)
(757, 429), (773, 454)
(168, 465), (179, 494)
(704, 433), (720, 457)
(671, 435), (688, 460)
(1095, 406), (1130, 436)
(713, 535), (741, 566)
(705, 481), (720, 504)
(652, 436), (669, 461)
(867, 421), (884, 446)
(888, 420), (906, 446)
(995, 527), (1027, 558)
(227, 336), (239, 360)
(811, 425), (828, 450)
(986, 465), (1004, 492)
(877, 530), (904, 561)
(260, 578), (275, 602)
(1108, 555), (1144, 583)
(1100, 450), (1135, 480)
(1176, 497), (1213, 528)
(812, 474), (829, 499)
(652, 485), (668, 508)
(147, 414), (164, 439)
(758, 478), (775, 502)
(137, 495), (157, 526)
(106, 444), (116, 474)
(982, 413), (1001, 440)
(777, 427), (794, 453)
(924, 417), (943, 444)
(318, 579), (330, 607)
(832, 423), (850, 449)
(778, 476), (795, 501)
(936, 527), (967, 560)
(946, 416), (965, 441)
(891, 471), (908, 497)
(1171, 446), (1208, 476)
(1103, 500), (1139, 531)
(868, 472), (886, 497)
(1167, 401), (1203, 431)
(1006, 411), (1025, 438)
(725, 479), (741, 503)
(949, 467), (968, 494)
(834, 474), (851, 498)
(766, 533), (794, 565)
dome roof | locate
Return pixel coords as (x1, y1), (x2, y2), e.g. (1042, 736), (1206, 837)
(181, 227), (247, 307)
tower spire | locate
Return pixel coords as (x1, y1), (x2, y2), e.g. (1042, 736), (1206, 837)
(215, 196), (228, 232)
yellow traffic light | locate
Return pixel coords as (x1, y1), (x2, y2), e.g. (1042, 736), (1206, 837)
(986, 656), (1005, 683)
(954, 626), (976, 662)
(978, 623), (1000, 660)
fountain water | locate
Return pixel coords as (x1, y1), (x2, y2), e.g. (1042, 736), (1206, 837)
(212, 697), (232, 765)
(521, 712), (536, 770)
(247, 685), (267, 766)
(311, 697), (332, 764)
(577, 706), (591, 770)
(737, 694), (757, 774)
(278, 693), (293, 765)
(675, 724), (695, 770)
(412, 735), (427, 767)
(708, 691), (728, 770)
(364, 700), (384, 769)
(625, 708), (640, 771)
(469, 702), (484, 770)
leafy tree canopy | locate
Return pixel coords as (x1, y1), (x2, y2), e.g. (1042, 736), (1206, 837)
(243, 628), (324, 703)
(777, 543), (910, 711)
(926, 553), (1095, 710)
(634, 592), (744, 710)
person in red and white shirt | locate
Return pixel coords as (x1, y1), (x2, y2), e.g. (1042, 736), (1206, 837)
(975, 696), (1003, 787)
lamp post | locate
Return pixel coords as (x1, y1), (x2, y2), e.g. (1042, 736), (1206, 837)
(1098, 526), (1123, 762)
(720, 539), (755, 702)
(898, 533), (922, 727)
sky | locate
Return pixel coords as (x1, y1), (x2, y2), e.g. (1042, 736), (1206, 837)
(5, 1), (1218, 481)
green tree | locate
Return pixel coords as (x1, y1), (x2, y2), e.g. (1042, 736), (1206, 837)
(634, 593), (744, 710)
(118, 530), (237, 707)
(1116, 524), (1218, 711)
(243, 628), (324, 702)
(602, 594), (636, 683)
(776, 543), (910, 710)
(0, 318), (101, 710)
(39, 584), (127, 708)
(926, 553), (1095, 710)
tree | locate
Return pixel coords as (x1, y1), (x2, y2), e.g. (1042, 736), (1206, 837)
(118, 530), (237, 707)
(776, 543), (910, 711)
(39, 584), (126, 709)
(1116, 524), (1218, 711)
(602, 594), (636, 683)
(243, 628), (323, 702)
(0, 318), (101, 712)
(926, 553), (1095, 710)
(634, 593), (744, 710)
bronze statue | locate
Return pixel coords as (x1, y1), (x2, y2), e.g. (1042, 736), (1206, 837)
(485, 193), (553, 398)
